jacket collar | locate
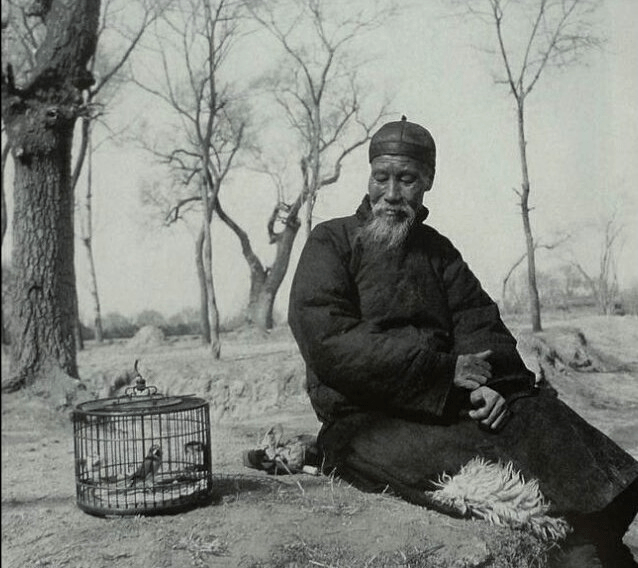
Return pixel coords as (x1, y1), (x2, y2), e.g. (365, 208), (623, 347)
(355, 195), (429, 225)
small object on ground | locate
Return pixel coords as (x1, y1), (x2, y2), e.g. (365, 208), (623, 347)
(243, 424), (320, 475)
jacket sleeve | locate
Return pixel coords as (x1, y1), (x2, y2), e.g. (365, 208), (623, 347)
(289, 223), (457, 417)
(441, 244), (536, 399)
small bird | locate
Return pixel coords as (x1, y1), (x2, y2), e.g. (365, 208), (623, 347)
(128, 444), (162, 486)
(77, 452), (106, 480)
(184, 440), (206, 471)
(184, 440), (205, 455)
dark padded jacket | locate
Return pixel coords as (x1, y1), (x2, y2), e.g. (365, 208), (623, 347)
(289, 196), (536, 425)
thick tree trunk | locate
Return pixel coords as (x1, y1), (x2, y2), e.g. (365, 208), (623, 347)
(7, 130), (79, 388)
(252, 217), (301, 331)
(247, 269), (268, 325)
(214, 199), (268, 326)
(516, 102), (542, 332)
(1, 0), (100, 390)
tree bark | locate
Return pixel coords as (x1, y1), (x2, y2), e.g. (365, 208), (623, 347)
(1, 143), (9, 247)
(214, 198), (268, 326)
(195, 225), (211, 345)
(73, 292), (84, 351)
(1, 0), (100, 390)
(304, 105), (321, 239)
(252, 211), (301, 330)
(7, 132), (79, 388)
(516, 101), (542, 332)
(1, 143), (10, 345)
(200, 175), (220, 358)
(201, 217), (220, 357)
(81, 132), (103, 342)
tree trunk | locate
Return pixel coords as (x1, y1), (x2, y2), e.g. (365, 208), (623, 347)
(200, 177), (220, 358)
(195, 226), (211, 344)
(1, 0), (100, 390)
(73, 294), (84, 351)
(214, 199), (267, 326)
(84, 238), (104, 342)
(71, 116), (91, 352)
(82, 131), (103, 342)
(253, 216), (301, 331)
(1, 143), (10, 345)
(516, 102), (542, 332)
(1, 142), (9, 246)
(247, 269), (268, 325)
(304, 106), (322, 239)
(202, 220), (221, 357)
(6, 130), (79, 389)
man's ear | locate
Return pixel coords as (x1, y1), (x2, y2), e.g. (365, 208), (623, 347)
(423, 176), (434, 192)
(419, 167), (434, 192)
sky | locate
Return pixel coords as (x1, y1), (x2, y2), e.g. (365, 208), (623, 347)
(2, 0), (637, 326)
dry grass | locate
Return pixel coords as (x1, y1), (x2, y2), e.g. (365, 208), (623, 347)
(3, 317), (637, 567)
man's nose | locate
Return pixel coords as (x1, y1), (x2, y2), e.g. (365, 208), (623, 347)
(385, 178), (401, 202)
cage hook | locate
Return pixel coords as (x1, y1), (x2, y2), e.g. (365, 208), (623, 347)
(134, 359), (146, 391)
(125, 360), (157, 397)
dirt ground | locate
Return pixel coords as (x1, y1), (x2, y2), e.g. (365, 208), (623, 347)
(2, 315), (637, 567)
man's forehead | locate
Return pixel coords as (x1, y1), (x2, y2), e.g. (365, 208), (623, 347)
(370, 155), (424, 170)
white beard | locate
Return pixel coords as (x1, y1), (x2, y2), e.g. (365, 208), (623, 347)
(360, 201), (416, 250)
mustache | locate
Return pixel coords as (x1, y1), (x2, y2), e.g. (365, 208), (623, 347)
(371, 200), (415, 219)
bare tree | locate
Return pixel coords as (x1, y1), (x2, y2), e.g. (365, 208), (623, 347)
(1, 0), (47, 347)
(71, 0), (167, 346)
(501, 234), (569, 310)
(570, 211), (623, 315)
(457, 0), (603, 331)
(248, 0), (390, 238)
(1, 0), (100, 391)
(134, 0), (248, 357)
(142, 0), (390, 332)
(2, 0), (162, 352)
(240, 0), (389, 328)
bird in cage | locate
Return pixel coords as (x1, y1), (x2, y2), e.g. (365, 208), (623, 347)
(77, 452), (107, 481)
(184, 440), (206, 471)
(128, 444), (162, 486)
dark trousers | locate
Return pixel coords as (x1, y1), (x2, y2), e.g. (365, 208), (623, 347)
(318, 392), (638, 566)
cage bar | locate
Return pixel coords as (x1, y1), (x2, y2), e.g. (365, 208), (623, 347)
(73, 380), (213, 516)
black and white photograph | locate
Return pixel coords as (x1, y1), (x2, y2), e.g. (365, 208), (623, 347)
(2, 1), (637, 566)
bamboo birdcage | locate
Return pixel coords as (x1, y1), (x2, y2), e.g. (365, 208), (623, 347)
(72, 363), (213, 516)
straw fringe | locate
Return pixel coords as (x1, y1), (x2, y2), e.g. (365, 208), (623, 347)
(426, 457), (572, 541)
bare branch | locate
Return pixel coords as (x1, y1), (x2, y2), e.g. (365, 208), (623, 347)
(165, 195), (201, 224)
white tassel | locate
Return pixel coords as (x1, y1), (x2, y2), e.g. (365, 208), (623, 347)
(426, 458), (572, 541)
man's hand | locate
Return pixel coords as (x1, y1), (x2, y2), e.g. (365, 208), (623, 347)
(454, 350), (493, 390)
(468, 386), (509, 431)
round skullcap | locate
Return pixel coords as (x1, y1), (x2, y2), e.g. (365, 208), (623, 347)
(368, 116), (436, 173)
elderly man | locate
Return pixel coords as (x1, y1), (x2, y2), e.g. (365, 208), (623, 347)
(288, 117), (638, 566)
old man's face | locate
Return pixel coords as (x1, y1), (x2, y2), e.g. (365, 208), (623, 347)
(364, 155), (432, 248)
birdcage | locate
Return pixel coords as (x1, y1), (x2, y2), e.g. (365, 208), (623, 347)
(72, 363), (213, 516)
